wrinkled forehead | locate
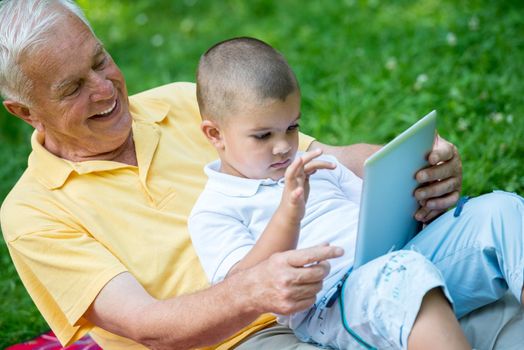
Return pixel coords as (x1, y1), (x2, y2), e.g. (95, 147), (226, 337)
(20, 14), (99, 87)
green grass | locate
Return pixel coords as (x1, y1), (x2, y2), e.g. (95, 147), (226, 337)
(1, 0), (523, 347)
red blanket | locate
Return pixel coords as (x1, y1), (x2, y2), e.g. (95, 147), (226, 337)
(6, 331), (101, 350)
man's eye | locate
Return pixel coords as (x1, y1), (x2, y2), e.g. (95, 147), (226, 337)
(287, 123), (300, 132)
(63, 84), (80, 97)
(94, 56), (108, 70)
(253, 132), (271, 140)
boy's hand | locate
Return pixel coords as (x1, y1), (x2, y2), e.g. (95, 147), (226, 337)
(281, 149), (336, 224)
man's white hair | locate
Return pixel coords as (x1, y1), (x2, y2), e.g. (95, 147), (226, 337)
(0, 0), (93, 104)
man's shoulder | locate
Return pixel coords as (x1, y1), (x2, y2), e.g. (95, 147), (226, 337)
(130, 82), (196, 105)
(129, 82), (200, 125)
(1, 170), (50, 241)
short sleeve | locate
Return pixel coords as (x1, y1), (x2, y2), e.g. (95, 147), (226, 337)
(322, 154), (363, 204)
(189, 210), (256, 284)
(298, 132), (315, 151)
(2, 203), (127, 346)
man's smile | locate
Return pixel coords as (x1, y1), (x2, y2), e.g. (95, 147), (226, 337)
(90, 98), (118, 120)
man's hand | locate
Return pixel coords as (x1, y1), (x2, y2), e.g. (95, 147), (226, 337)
(247, 244), (344, 315)
(414, 135), (462, 222)
(85, 245), (343, 349)
(281, 149), (336, 224)
(310, 135), (463, 223)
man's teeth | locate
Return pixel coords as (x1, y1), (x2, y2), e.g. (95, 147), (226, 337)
(97, 101), (116, 116)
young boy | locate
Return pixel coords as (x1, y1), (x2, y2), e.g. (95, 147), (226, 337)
(188, 37), (476, 350)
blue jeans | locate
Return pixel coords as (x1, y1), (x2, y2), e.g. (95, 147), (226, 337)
(294, 191), (524, 349)
(411, 191), (524, 317)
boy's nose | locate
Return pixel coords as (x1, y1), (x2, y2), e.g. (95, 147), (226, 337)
(273, 141), (291, 155)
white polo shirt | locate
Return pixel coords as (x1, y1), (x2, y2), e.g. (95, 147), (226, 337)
(189, 153), (363, 302)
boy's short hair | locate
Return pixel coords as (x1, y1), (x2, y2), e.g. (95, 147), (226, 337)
(196, 37), (298, 122)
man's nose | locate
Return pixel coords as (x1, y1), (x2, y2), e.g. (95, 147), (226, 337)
(89, 72), (114, 102)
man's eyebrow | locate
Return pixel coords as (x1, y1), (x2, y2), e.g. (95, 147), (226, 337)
(93, 42), (105, 56)
(52, 43), (106, 92)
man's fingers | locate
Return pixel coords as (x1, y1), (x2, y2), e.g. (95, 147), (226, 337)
(428, 134), (454, 165)
(286, 245), (344, 268)
(415, 205), (445, 222)
(292, 261), (332, 284)
(414, 191), (460, 222)
(277, 293), (319, 315)
(424, 190), (460, 211)
(421, 209), (445, 223)
(289, 281), (324, 302)
(415, 177), (461, 202)
(417, 135), (461, 184)
(417, 155), (459, 183)
(417, 157), (462, 185)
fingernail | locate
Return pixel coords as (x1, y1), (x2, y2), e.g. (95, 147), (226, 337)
(418, 190), (426, 199)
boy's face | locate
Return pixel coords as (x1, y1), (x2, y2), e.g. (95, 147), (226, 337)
(217, 90), (301, 180)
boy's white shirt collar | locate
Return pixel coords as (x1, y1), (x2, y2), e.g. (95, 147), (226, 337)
(204, 152), (301, 197)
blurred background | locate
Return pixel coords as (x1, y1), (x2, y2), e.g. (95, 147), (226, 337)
(1, 0), (523, 346)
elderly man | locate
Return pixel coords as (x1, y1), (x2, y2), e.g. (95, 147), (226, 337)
(1, 1), (522, 350)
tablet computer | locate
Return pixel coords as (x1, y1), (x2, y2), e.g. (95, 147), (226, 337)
(353, 110), (437, 269)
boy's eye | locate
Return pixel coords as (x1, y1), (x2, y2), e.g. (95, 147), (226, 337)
(287, 123), (300, 132)
(253, 132), (271, 140)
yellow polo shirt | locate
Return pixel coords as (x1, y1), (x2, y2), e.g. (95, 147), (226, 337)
(0, 82), (314, 349)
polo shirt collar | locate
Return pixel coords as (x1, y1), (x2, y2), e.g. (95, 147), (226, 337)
(28, 96), (170, 190)
(28, 131), (75, 190)
(204, 160), (283, 197)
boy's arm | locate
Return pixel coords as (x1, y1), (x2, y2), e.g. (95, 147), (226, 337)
(228, 150), (335, 276)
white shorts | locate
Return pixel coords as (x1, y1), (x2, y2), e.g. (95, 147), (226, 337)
(293, 250), (451, 349)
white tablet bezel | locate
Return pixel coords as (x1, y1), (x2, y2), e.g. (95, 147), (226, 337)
(353, 110), (437, 269)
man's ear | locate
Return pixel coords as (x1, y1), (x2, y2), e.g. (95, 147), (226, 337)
(201, 119), (224, 150)
(3, 100), (44, 132)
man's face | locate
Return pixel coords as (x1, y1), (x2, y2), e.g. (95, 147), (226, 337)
(19, 14), (132, 160)
(218, 90), (301, 180)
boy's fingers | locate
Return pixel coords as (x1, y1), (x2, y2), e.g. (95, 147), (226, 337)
(285, 157), (304, 179)
(291, 187), (304, 202)
(300, 149), (323, 164)
(304, 160), (336, 175)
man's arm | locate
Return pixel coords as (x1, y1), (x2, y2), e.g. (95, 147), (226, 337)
(85, 245), (343, 350)
(309, 134), (462, 222)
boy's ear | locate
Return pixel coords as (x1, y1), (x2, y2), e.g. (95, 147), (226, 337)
(201, 119), (224, 149)
(3, 100), (44, 132)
